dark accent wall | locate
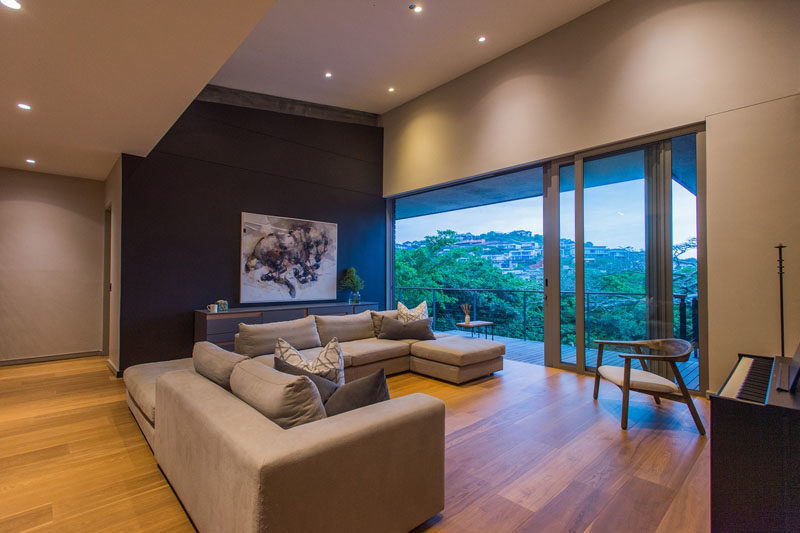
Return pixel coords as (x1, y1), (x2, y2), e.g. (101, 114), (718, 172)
(120, 101), (385, 370)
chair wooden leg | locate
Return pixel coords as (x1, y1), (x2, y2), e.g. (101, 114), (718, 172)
(593, 371), (601, 400)
(621, 359), (631, 430)
(670, 361), (706, 435)
(593, 345), (604, 400)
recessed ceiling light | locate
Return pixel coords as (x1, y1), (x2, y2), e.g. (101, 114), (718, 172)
(1, 0), (21, 10)
(478, 36), (486, 43)
(409, 4), (422, 13)
(388, 87), (395, 93)
(17, 103), (31, 110)
(25, 159), (35, 164)
(325, 72), (332, 78)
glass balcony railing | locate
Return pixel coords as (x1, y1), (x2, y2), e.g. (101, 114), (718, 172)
(394, 286), (698, 352)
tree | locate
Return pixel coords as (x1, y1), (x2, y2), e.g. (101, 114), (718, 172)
(395, 230), (544, 340)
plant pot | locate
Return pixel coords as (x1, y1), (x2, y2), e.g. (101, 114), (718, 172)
(464, 315), (470, 325)
(348, 291), (361, 304)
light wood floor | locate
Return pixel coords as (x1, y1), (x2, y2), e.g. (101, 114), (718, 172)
(0, 356), (710, 532)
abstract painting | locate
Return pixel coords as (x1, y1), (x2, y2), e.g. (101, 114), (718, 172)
(240, 212), (337, 303)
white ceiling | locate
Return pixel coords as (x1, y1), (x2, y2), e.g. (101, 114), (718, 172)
(212, 0), (609, 114)
(0, 0), (275, 180)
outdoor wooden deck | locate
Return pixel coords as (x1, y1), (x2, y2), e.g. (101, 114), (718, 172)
(442, 330), (701, 391)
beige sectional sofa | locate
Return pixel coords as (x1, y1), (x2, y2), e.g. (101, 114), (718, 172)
(122, 308), (503, 531)
(155, 368), (444, 532)
(234, 311), (504, 383)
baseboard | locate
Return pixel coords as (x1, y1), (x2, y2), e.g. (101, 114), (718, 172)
(106, 357), (122, 378)
(0, 350), (103, 367)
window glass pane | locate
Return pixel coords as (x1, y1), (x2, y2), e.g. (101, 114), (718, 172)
(394, 168), (545, 365)
(583, 150), (646, 368)
(559, 164), (577, 365)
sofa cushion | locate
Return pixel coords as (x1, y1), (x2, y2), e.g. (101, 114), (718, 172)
(370, 310), (399, 337)
(390, 332), (452, 346)
(275, 337), (345, 385)
(324, 369), (390, 416)
(192, 341), (248, 390)
(123, 357), (194, 424)
(410, 336), (505, 367)
(397, 301), (428, 322)
(237, 316), (321, 357)
(314, 310), (374, 344)
(230, 359), (326, 429)
(274, 358), (339, 403)
(598, 365), (680, 394)
(339, 338), (411, 367)
(253, 353), (275, 367)
(378, 316), (435, 341)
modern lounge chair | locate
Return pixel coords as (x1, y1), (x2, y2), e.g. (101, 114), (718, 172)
(592, 338), (705, 435)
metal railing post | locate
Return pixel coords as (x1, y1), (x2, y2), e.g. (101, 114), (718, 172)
(432, 289), (437, 331)
(691, 296), (699, 356)
(678, 295), (687, 340)
(523, 292), (528, 341)
(473, 291), (477, 321)
(585, 292), (590, 346)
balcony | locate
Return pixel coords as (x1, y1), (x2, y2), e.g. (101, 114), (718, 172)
(396, 286), (700, 391)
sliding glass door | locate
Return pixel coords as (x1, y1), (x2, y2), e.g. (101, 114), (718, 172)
(548, 134), (703, 391)
(582, 149), (646, 369)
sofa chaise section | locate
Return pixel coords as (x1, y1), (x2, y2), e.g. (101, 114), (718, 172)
(122, 357), (193, 447)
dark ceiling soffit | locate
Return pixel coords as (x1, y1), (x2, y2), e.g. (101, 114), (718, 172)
(196, 85), (380, 127)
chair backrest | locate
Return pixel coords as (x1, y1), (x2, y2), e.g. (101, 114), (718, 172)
(644, 338), (693, 360)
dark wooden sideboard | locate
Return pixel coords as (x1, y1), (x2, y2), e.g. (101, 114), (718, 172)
(194, 302), (377, 350)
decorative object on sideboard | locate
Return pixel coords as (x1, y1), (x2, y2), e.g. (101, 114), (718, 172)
(240, 212), (337, 303)
(460, 303), (472, 324)
(339, 267), (364, 304)
(216, 299), (229, 312)
(206, 303), (218, 313)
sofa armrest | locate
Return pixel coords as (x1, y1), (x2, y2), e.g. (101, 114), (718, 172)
(155, 370), (445, 533)
(260, 392), (445, 532)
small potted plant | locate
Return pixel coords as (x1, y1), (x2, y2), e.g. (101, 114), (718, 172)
(339, 267), (364, 304)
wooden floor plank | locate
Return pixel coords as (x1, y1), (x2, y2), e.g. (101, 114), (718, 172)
(586, 476), (676, 533)
(0, 505), (53, 532)
(656, 442), (711, 533)
(0, 356), (710, 533)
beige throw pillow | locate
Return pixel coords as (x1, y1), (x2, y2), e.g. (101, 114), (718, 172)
(397, 301), (428, 323)
(237, 315), (321, 357)
(275, 337), (345, 386)
(314, 310), (374, 344)
(370, 310), (399, 337)
(230, 359), (326, 429)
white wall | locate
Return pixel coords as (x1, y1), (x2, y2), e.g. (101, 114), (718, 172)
(381, 0), (800, 392)
(382, 0), (799, 196)
(104, 157), (122, 372)
(0, 167), (105, 362)
(706, 95), (800, 391)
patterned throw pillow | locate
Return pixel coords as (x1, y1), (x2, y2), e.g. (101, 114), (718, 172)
(275, 337), (345, 385)
(397, 301), (428, 323)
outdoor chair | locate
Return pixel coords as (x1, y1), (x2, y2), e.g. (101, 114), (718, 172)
(592, 338), (705, 435)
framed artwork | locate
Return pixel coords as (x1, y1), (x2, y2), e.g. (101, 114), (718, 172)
(240, 212), (337, 303)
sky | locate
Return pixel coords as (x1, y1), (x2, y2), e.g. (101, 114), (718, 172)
(395, 179), (697, 255)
